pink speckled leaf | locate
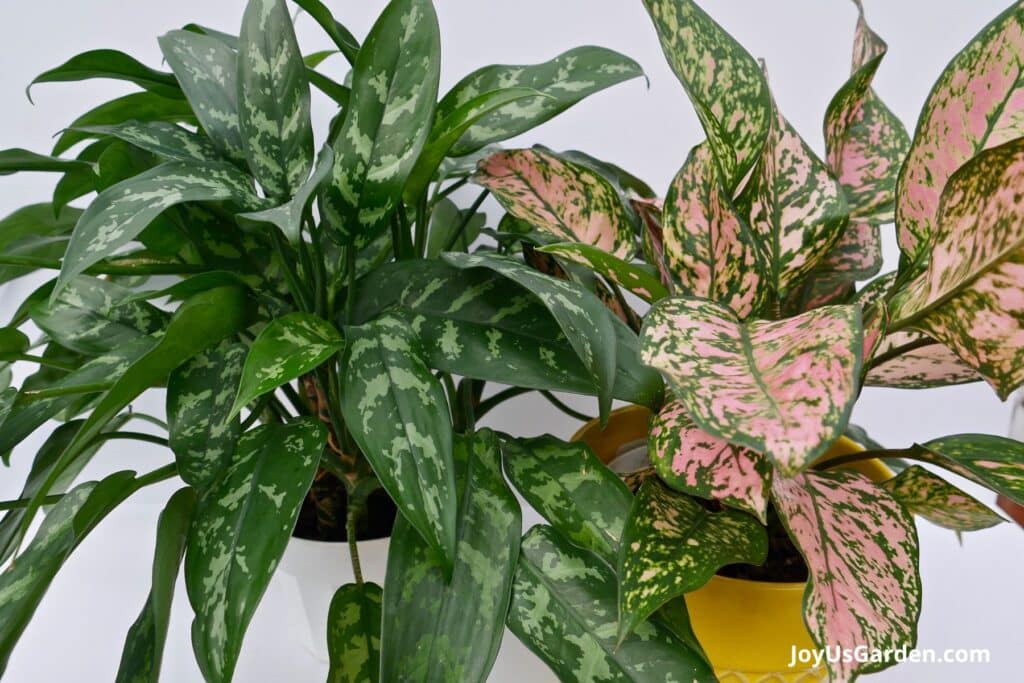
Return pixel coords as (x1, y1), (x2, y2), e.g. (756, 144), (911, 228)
(916, 434), (1024, 506)
(663, 143), (767, 318)
(641, 0), (771, 192)
(883, 465), (1004, 532)
(896, 2), (1024, 259)
(890, 138), (1024, 399)
(640, 297), (863, 475)
(866, 330), (980, 389)
(743, 99), (849, 300)
(473, 148), (635, 259)
(773, 470), (921, 682)
(648, 400), (772, 522)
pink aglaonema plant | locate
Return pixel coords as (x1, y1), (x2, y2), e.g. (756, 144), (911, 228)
(472, 0), (1024, 679)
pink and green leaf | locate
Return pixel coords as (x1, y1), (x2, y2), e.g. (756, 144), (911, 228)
(536, 242), (668, 303)
(640, 297), (863, 475)
(473, 148), (635, 259)
(663, 143), (766, 318)
(890, 138), (1024, 398)
(616, 479), (767, 643)
(641, 0), (771, 191)
(915, 434), (1024, 506)
(883, 465), (1004, 532)
(773, 470), (921, 682)
(866, 330), (980, 389)
(896, 2), (1024, 259)
(648, 400), (772, 522)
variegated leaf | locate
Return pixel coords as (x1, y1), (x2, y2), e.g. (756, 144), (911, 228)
(186, 419), (326, 683)
(507, 526), (715, 683)
(28, 48), (183, 101)
(320, 0), (440, 247)
(814, 221), (883, 283)
(168, 341), (247, 490)
(896, 1), (1024, 258)
(239, 146), (333, 244)
(0, 148), (95, 175)
(52, 92), (197, 157)
(663, 143), (766, 318)
(115, 488), (196, 683)
(437, 47), (643, 158)
(883, 465), (1003, 532)
(54, 161), (265, 300)
(474, 149), (635, 259)
(915, 434), (1024, 506)
(444, 252), (618, 420)
(890, 138), (1024, 398)
(159, 30), (245, 164)
(536, 242), (668, 303)
(72, 121), (221, 163)
(649, 399), (772, 522)
(743, 100), (849, 299)
(0, 204), (81, 285)
(327, 583), (382, 683)
(641, 297), (862, 474)
(617, 479), (767, 642)
(238, 0), (314, 198)
(643, 0), (770, 191)
(231, 312), (343, 417)
(380, 430), (521, 683)
(866, 330), (980, 389)
(340, 315), (457, 571)
(501, 435), (631, 564)
(773, 470), (921, 682)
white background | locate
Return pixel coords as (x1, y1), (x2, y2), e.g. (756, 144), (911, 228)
(1, 0), (1022, 681)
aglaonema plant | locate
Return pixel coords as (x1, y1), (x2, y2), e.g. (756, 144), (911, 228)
(0, 0), (680, 681)
(470, 0), (1024, 680)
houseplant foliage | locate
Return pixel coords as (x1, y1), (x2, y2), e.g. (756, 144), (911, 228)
(471, 0), (1024, 680)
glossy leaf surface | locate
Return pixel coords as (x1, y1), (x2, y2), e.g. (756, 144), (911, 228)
(883, 465), (1003, 532)
(327, 583), (382, 683)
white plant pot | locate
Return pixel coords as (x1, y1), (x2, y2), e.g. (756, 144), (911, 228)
(277, 534), (556, 681)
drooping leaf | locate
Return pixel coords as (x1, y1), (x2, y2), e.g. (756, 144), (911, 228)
(159, 29), (246, 163)
(320, 0), (440, 247)
(501, 435), (631, 563)
(237, 0), (314, 198)
(115, 488), (196, 683)
(327, 583), (382, 683)
(507, 526), (715, 683)
(292, 0), (360, 64)
(866, 330), (980, 389)
(890, 138), (1024, 398)
(0, 148), (94, 176)
(641, 0), (771, 191)
(238, 146), (333, 244)
(167, 341), (247, 490)
(914, 434), (1024, 506)
(54, 161), (265, 299)
(883, 465), (1003, 532)
(896, 1), (1024, 259)
(52, 93), (197, 157)
(437, 47), (644, 158)
(649, 399), (772, 522)
(186, 419), (324, 683)
(28, 49), (182, 102)
(474, 148), (635, 259)
(444, 251), (618, 421)
(71, 121), (222, 163)
(0, 328), (29, 360)
(772, 470), (921, 682)
(641, 297), (862, 475)
(340, 315), (457, 571)
(381, 430), (521, 683)
(537, 242), (668, 303)
(617, 479), (767, 642)
(663, 143), (765, 317)
(424, 198), (485, 258)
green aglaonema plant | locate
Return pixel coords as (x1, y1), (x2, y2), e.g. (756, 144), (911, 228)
(0, 0), (703, 681)
(470, 0), (1024, 680)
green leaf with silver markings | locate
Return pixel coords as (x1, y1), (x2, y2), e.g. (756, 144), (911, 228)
(507, 526), (715, 683)
(320, 0), (440, 247)
(231, 312), (344, 418)
(292, 0), (360, 64)
(28, 49), (182, 102)
(239, 146), (334, 244)
(71, 121), (222, 163)
(238, 0), (314, 198)
(883, 465), (1003, 532)
(617, 479), (767, 642)
(327, 583), (382, 683)
(52, 93), (197, 157)
(381, 430), (521, 683)
(115, 487), (196, 683)
(186, 419), (325, 683)
(341, 315), (457, 572)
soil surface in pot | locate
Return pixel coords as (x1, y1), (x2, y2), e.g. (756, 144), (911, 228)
(294, 472), (397, 542)
(719, 504), (808, 583)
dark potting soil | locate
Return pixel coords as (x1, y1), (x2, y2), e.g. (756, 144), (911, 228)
(293, 471), (397, 542)
(718, 503), (809, 583)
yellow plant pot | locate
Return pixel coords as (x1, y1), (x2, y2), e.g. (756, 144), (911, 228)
(572, 406), (892, 683)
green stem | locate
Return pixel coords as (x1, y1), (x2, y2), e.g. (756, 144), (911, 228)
(540, 391), (593, 423)
(240, 394), (274, 431)
(94, 431), (170, 448)
(22, 382), (113, 401)
(0, 255), (209, 276)
(865, 337), (937, 371)
(814, 447), (916, 471)
(475, 386), (531, 419)
(280, 382), (311, 416)
(414, 192), (429, 257)
(443, 190), (489, 252)
(431, 177), (469, 206)
(0, 462), (179, 512)
(6, 353), (76, 371)
(269, 230), (313, 313)
(460, 380), (476, 434)
(126, 412), (169, 431)
(344, 247), (358, 327)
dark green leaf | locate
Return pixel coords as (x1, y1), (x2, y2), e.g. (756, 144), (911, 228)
(239, 146), (334, 244)
(53, 140), (110, 215)
(292, 0), (361, 64)
(0, 148), (94, 176)
(425, 198), (484, 258)
(381, 430), (521, 683)
(0, 204), (81, 285)
(186, 419), (325, 683)
(53, 93), (197, 157)
(0, 328), (29, 360)
(340, 315), (457, 572)
(327, 583), (382, 683)
(115, 487), (196, 683)
(72, 121), (222, 163)
(537, 243), (668, 303)
(28, 49), (182, 102)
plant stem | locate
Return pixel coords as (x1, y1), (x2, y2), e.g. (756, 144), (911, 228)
(814, 447), (917, 471)
(269, 230), (313, 313)
(95, 431), (170, 448)
(414, 192), (429, 257)
(461, 380), (476, 434)
(443, 190), (489, 252)
(344, 247), (358, 327)
(240, 394), (273, 431)
(22, 382), (113, 401)
(475, 386), (531, 419)
(0, 462), (179, 511)
(865, 336), (938, 371)
(0, 255), (208, 276)
(431, 177), (469, 205)
(279, 382), (311, 416)
(6, 353), (76, 371)
(540, 391), (593, 422)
